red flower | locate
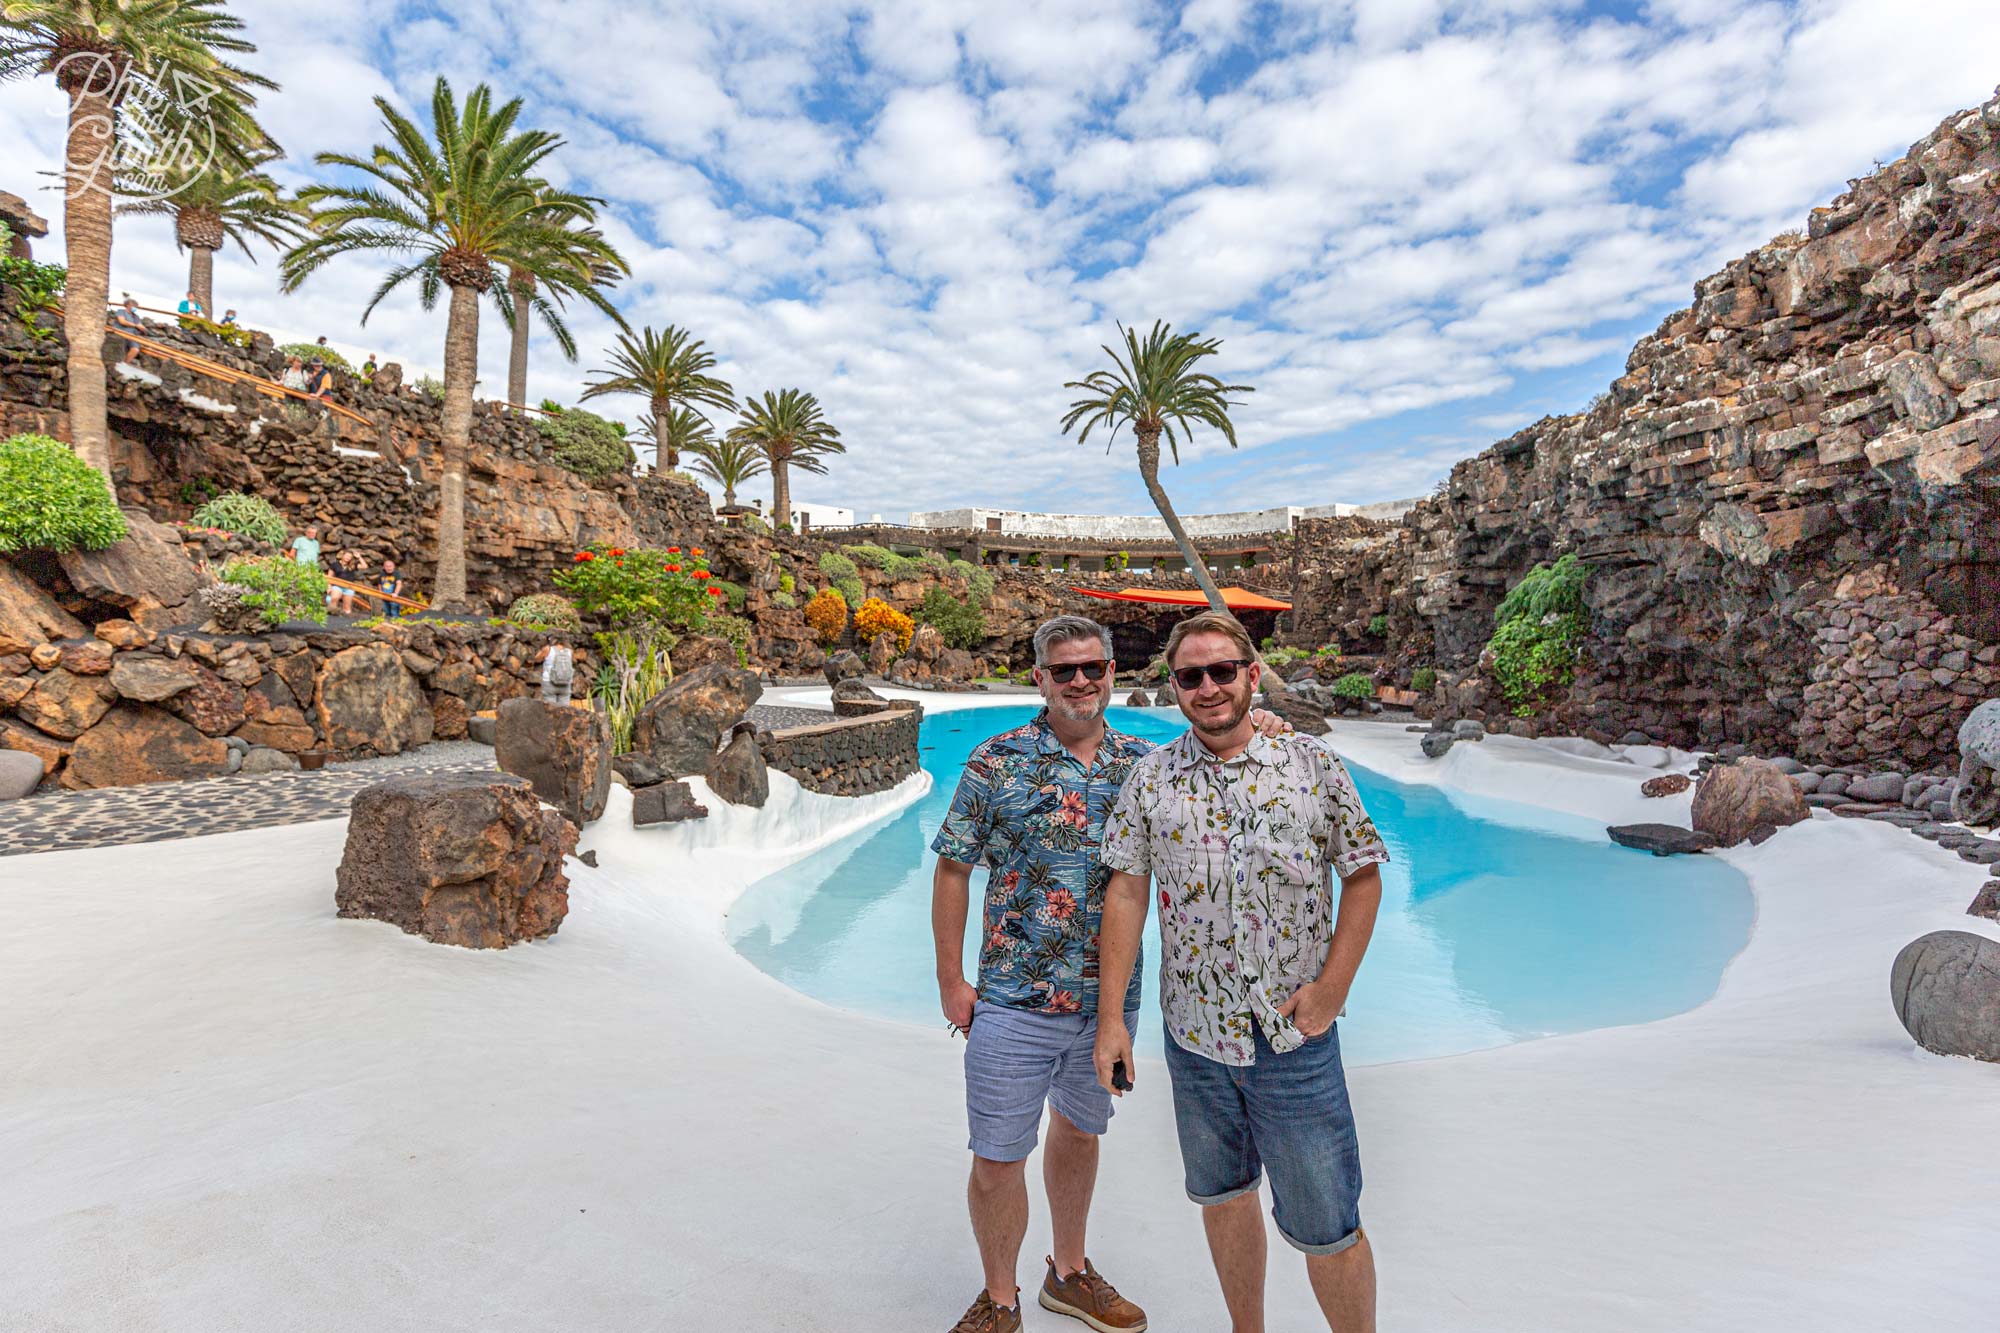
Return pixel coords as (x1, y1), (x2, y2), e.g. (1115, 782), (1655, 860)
(707, 586), (724, 597)
(664, 564), (682, 573)
(572, 552), (593, 563)
(667, 546), (681, 554)
(1043, 887), (1078, 922)
(691, 547), (704, 557)
(608, 547), (626, 557)
(613, 559), (624, 566)
(692, 569), (710, 580)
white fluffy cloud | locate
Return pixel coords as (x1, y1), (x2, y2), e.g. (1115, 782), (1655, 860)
(4, 1), (1999, 520)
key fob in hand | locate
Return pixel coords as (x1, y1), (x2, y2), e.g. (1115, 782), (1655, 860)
(1111, 1059), (1131, 1092)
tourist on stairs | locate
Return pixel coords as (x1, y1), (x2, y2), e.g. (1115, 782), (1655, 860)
(1095, 610), (1388, 1333)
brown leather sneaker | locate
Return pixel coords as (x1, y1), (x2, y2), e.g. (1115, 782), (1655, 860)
(1038, 1256), (1148, 1331)
(949, 1290), (1022, 1333)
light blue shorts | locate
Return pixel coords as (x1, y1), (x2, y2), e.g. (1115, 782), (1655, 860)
(964, 1001), (1140, 1162)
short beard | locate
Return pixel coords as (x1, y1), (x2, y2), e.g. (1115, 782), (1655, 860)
(1046, 691), (1107, 724)
(1188, 685), (1252, 736)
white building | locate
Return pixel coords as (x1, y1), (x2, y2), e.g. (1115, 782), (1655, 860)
(736, 496), (854, 530)
(905, 498), (1419, 538)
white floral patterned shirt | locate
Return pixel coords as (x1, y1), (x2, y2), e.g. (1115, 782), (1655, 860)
(1100, 730), (1390, 1066)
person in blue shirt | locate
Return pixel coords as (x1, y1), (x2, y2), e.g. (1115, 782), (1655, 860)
(176, 290), (203, 317)
(219, 309), (238, 326)
(288, 524), (321, 568)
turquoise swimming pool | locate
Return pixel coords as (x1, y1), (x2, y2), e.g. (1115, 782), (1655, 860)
(726, 706), (1754, 1066)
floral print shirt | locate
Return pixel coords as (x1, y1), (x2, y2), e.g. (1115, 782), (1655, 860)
(1100, 730), (1390, 1066)
(931, 710), (1154, 1016)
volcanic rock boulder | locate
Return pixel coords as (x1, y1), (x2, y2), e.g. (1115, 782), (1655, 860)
(1690, 757), (1810, 848)
(0, 561), (86, 655)
(315, 642), (433, 756)
(1968, 880), (2000, 922)
(336, 771), (576, 949)
(57, 508), (207, 627)
(706, 725), (769, 808)
(1126, 690), (1150, 707)
(62, 705), (230, 789)
(1889, 930), (2000, 1062)
(1951, 701), (2000, 828)
(16, 668), (116, 739)
(1420, 732), (1455, 759)
(108, 654), (200, 702)
(1641, 773), (1693, 798)
(670, 633), (738, 675)
(635, 663), (761, 778)
(0, 749), (41, 799)
(1265, 692), (1329, 736)
(495, 696), (613, 827)
(632, 778), (708, 825)
(1607, 823), (1718, 856)
(823, 650), (864, 686)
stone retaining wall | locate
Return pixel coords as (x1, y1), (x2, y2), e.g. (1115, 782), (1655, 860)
(758, 707), (922, 796)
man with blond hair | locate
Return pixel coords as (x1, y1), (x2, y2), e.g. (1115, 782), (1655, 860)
(1094, 610), (1389, 1333)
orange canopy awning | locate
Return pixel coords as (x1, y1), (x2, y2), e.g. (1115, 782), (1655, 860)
(1070, 585), (1291, 612)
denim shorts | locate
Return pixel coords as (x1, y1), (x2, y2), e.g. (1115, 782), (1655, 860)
(1162, 1019), (1364, 1255)
(964, 1001), (1140, 1162)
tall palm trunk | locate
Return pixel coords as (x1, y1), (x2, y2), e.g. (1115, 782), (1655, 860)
(506, 267), (532, 407)
(435, 282), (481, 609)
(188, 245), (216, 314)
(1136, 423), (1284, 699)
(652, 398), (673, 469)
(62, 82), (115, 491)
(771, 455), (791, 530)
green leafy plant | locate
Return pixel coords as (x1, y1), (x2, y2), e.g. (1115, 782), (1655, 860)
(1105, 550), (1129, 572)
(818, 551), (858, 580)
(1412, 666), (1438, 693)
(506, 592), (582, 631)
(916, 587), (986, 650)
(1486, 554), (1590, 714)
(538, 405), (634, 479)
(777, 572), (795, 594)
(414, 374), (444, 402)
(592, 622), (677, 754)
(711, 578), (747, 613)
(843, 543), (896, 570)
(1367, 614), (1389, 637)
(178, 312), (252, 349)
(192, 492), (288, 546)
(833, 574), (866, 609)
(537, 397), (564, 414)
(706, 612), (753, 665)
(555, 543), (718, 630)
(1331, 672), (1375, 699)
(219, 555), (328, 628)
(176, 475), (222, 506)
(770, 590), (796, 610)
(0, 433), (128, 552)
(280, 342), (351, 372)
(0, 232), (65, 339)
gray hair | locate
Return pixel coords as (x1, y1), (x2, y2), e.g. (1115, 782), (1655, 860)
(1032, 614), (1113, 666)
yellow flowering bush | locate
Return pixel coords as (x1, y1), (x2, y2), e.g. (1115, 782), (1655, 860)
(803, 587), (848, 644)
(854, 596), (914, 653)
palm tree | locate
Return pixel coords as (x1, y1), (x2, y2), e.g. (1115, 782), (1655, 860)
(118, 149), (307, 314)
(494, 197), (628, 408)
(686, 428), (766, 508)
(635, 405), (714, 473)
(282, 78), (612, 610)
(1061, 320), (1284, 697)
(730, 389), (842, 531)
(1, 0), (273, 490)
(580, 325), (734, 471)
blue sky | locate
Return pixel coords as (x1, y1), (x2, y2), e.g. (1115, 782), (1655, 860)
(5, 0), (2000, 522)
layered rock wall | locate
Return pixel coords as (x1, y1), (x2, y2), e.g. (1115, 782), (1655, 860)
(758, 708), (922, 796)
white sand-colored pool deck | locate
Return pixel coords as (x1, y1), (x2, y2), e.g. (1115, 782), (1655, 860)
(4, 689), (1997, 1332)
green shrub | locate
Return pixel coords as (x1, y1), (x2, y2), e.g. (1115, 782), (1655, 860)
(0, 231), (65, 339)
(712, 578), (748, 613)
(280, 342), (352, 372)
(178, 312), (251, 350)
(917, 587), (986, 650)
(0, 433), (127, 552)
(1261, 645), (1307, 670)
(219, 555), (327, 628)
(1411, 666), (1438, 693)
(507, 592), (582, 631)
(592, 622), (678, 755)
(1331, 672), (1375, 699)
(771, 591), (797, 610)
(843, 543), (896, 570)
(818, 552), (858, 580)
(1367, 614), (1389, 637)
(415, 374), (444, 402)
(555, 545), (715, 630)
(947, 559), (997, 607)
(705, 612), (753, 665)
(834, 574), (866, 609)
(1487, 555), (1590, 714)
(538, 406), (635, 479)
(778, 572), (795, 594)
(192, 492), (287, 546)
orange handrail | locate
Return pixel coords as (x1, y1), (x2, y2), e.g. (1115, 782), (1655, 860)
(103, 321), (376, 429)
(327, 574), (428, 612)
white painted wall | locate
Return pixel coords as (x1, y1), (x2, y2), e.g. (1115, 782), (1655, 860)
(737, 496), (854, 528)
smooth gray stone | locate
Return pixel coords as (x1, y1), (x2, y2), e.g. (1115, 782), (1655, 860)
(1890, 930), (2000, 1061)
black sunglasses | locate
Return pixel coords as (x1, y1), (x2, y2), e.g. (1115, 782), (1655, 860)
(1043, 660), (1110, 683)
(1172, 658), (1253, 691)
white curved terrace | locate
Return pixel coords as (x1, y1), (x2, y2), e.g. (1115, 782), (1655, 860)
(894, 499), (1421, 540)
